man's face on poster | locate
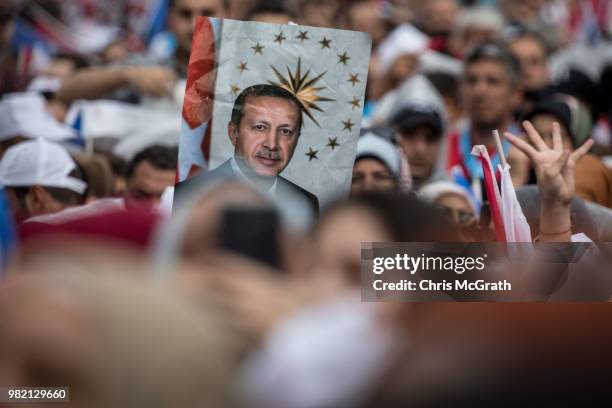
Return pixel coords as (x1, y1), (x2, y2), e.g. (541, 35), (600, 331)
(229, 95), (301, 178)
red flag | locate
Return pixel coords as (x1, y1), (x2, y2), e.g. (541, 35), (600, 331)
(177, 17), (221, 182)
(472, 145), (506, 242)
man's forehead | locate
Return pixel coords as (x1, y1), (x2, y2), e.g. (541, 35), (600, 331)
(464, 59), (509, 76)
(243, 95), (300, 116)
(133, 161), (175, 181)
(511, 36), (546, 52)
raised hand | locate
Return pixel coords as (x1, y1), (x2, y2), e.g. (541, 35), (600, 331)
(504, 121), (593, 206)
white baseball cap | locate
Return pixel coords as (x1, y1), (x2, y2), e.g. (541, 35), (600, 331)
(0, 93), (76, 142)
(0, 138), (87, 194)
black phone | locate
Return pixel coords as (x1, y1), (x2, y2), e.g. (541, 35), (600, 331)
(220, 207), (280, 269)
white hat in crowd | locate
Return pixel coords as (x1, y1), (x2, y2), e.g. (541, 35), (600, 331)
(418, 180), (479, 217)
(356, 131), (402, 177)
(373, 75), (447, 134)
(377, 23), (429, 74)
(26, 76), (63, 94)
(0, 93), (76, 142)
(0, 138), (87, 194)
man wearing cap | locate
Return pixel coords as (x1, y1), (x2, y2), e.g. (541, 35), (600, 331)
(351, 130), (403, 195)
(386, 76), (450, 190)
(0, 93), (76, 159)
(0, 139), (87, 221)
(524, 95), (612, 208)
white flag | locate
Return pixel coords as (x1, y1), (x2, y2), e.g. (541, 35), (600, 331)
(499, 163), (532, 242)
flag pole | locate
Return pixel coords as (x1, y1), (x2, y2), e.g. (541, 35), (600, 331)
(493, 129), (508, 167)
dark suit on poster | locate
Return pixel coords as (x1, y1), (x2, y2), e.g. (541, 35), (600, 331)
(174, 159), (319, 215)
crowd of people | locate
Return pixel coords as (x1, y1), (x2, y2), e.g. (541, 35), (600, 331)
(1, 0), (612, 406)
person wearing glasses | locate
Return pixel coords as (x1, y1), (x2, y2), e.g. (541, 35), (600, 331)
(418, 180), (478, 228)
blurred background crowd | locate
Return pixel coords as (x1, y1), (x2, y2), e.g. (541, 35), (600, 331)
(1, 0), (612, 406)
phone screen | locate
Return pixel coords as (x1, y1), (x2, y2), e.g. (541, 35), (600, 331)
(220, 207), (280, 269)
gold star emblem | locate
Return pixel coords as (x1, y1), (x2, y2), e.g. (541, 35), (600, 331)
(348, 73), (360, 86)
(230, 84), (241, 96)
(251, 42), (264, 55)
(274, 31), (287, 44)
(319, 36), (332, 49)
(306, 147), (319, 161)
(342, 118), (354, 132)
(337, 52), (350, 65)
(296, 30), (309, 43)
(268, 58), (335, 127)
(237, 61), (248, 74)
(327, 137), (339, 150)
(349, 96), (361, 110)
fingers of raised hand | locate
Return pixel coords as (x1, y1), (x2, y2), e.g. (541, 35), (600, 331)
(552, 122), (563, 153)
(504, 131), (537, 161)
(551, 149), (571, 174)
(570, 138), (594, 163)
(522, 120), (548, 151)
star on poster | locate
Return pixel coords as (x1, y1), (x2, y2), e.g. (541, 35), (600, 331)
(177, 18), (372, 209)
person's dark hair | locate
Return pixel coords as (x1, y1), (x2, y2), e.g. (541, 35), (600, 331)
(318, 192), (462, 242)
(464, 41), (521, 85)
(125, 145), (178, 180)
(506, 29), (550, 58)
(343, 0), (393, 40)
(600, 63), (612, 113)
(96, 149), (127, 178)
(230, 84), (303, 134)
(246, 0), (294, 20)
(426, 72), (459, 103)
(9, 167), (87, 209)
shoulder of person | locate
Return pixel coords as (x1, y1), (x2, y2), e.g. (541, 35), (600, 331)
(575, 154), (611, 178)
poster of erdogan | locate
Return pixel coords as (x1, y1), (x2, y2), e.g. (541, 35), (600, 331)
(176, 17), (372, 212)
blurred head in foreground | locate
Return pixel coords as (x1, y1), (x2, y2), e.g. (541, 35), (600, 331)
(158, 177), (314, 279)
(312, 192), (461, 289)
(0, 269), (239, 408)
